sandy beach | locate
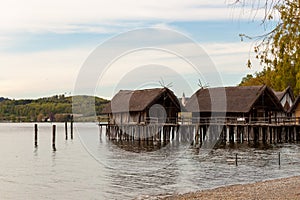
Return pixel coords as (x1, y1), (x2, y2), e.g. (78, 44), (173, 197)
(148, 176), (300, 200)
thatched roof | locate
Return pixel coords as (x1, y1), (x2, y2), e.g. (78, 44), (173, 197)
(185, 85), (283, 113)
(102, 87), (180, 114)
(288, 95), (300, 113)
(274, 91), (285, 101)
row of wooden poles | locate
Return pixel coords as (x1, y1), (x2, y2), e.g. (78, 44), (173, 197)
(34, 121), (74, 151)
(103, 124), (300, 143)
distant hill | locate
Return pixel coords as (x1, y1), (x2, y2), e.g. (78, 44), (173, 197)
(0, 97), (9, 102)
(0, 95), (109, 122)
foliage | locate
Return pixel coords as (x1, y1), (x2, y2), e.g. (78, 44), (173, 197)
(239, 0), (300, 95)
(0, 97), (8, 102)
(0, 95), (109, 122)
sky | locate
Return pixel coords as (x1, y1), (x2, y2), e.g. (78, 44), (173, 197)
(0, 0), (275, 100)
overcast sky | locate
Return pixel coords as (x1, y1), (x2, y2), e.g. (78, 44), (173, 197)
(0, 0), (273, 99)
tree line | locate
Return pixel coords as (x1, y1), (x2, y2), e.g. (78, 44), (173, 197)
(239, 0), (299, 96)
(0, 95), (109, 122)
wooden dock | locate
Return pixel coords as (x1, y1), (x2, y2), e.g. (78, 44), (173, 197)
(99, 117), (300, 144)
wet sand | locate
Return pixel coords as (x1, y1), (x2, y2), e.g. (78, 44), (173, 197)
(144, 176), (300, 200)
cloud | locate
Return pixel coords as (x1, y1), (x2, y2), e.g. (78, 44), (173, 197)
(0, 40), (262, 99)
(88, 40), (262, 97)
(0, 36), (15, 50)
(0, 47), (91, 99)
(0, 0), (268, 34)
(0, 0), (271, 99)
(201, 42), (262, 72)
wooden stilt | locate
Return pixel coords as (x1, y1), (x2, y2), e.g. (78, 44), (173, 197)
(52, 125), (56, 151)
(65, 121), (68, 140)
(34, 124), (38, 147)
(70, 120), (73, 140)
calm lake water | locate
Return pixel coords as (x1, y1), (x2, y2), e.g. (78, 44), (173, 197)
(0, 123), (299, 199)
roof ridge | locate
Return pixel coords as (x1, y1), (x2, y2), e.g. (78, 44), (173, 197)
(199, 85), (264, 89)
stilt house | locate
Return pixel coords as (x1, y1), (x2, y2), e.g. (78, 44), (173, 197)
(185, 85), (284, 123)
(102, 87), (181, 125)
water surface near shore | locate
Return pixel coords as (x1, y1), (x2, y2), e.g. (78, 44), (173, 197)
(0, 123), (299, 199)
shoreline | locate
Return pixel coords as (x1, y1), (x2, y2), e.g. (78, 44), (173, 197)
(145, 176), (300, 200)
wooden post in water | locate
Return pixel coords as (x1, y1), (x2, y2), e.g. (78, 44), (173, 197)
(70, 120), (73, 140)
(99, 125), (102, 141)
(235, 153), (238, 166)
(269, 126), (273, 143)
(65, 121), (68, 140)
(229, 126), (234, 142)
(297, 126), (300, 141)
(236, 126), (241, 142)
(52, 125), (56, 151)
(34, 124), (38, 147)
(278, 152), (281, 166)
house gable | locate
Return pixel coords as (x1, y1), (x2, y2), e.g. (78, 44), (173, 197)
(273, 87), (295, 111)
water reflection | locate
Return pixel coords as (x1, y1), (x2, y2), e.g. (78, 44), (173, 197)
(110, 140), (170, 153)
(51, 150), (56, 167)
(1, 123), (299, 200)
(75, 123), (300, 199)
(106, 139), (299, 172)
(33, 146), (38, 157)
(216, 141), (276, 150)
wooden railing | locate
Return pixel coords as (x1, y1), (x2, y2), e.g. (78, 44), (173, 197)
(177, 117), (300, 125)
(99, 115), (300, 126)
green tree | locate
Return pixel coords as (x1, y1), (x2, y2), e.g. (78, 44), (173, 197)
(239, 0), (300, 95)
(0, 95), (109, 122)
